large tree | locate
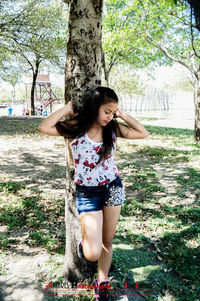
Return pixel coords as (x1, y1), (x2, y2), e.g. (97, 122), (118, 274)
(60, 0), (103, 283)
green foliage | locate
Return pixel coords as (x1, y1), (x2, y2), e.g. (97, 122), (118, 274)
(0, 0), (68, 84)
(103, 0), (171, 70)
(0, 178), (65, 253)
(0, 181), (25, 194)
(102, 0), (163, 87)
(107, 65), (146, 96)
(103, 0), (200, 98)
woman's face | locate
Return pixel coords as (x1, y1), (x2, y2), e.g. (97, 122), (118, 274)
(97, 102), (118, 127)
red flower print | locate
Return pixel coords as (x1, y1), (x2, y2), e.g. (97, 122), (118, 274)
(77, 179), (83, 184)
(98, 179), (109, 186)
(93, 146), (103, 155)
(84, 160), (95, 169)
(72, 140), (78, 146)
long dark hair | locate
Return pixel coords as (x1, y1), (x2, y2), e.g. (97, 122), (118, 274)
(56, 86), (122, 162)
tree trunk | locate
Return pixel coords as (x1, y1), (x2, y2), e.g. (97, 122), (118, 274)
(30, 60), (40, 115)
(64, 0), (103, 112)
(61, 0), (103, 283)
(194, 76), (200, 142)
(102, 50), (109, 86)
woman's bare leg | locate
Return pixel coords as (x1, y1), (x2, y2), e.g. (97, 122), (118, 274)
(97, 205), (122, 282)
(80, 210), (103, 262)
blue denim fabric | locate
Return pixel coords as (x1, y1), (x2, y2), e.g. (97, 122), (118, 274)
(75, 176), (125, 214)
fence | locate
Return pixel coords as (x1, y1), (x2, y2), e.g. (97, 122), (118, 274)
(118, 88), (171, 114)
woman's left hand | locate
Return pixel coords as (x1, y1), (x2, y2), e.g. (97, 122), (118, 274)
(115, 107), (125, 119)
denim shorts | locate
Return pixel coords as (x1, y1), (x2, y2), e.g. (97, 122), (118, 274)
(74, 176), (125, 214)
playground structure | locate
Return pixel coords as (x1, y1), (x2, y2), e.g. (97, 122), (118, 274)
(25, 74), (60, 114)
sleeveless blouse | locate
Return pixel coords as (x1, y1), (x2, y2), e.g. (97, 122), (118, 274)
(70, 132), (119, 186)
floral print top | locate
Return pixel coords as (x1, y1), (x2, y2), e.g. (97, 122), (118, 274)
(70, 132), (119, 186)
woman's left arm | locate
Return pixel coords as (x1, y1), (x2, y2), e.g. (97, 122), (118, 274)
(116, 108), (149, 139)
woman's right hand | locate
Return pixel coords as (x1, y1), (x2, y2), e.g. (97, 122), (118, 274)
(65, 101), (78, 117)
(38, 101), (78, 136)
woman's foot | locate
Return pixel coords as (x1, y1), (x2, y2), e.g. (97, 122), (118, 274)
(94, 279), (110, 300)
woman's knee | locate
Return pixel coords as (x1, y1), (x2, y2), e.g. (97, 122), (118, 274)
(83, 242), (102, 261)
(102, 239), (113, 250)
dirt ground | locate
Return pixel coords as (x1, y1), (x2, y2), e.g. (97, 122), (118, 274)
(0, 116), (68, 301)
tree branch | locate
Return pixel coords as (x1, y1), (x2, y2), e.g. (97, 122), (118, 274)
(145, 32), (197, 77)
(1, 33), (31, 49)
(185, 72), (195, 88)
(16, 49), (34, 71)
(0, 0), (39, 31)
(190, 5), (200, 60)
(108, 54), (117, 74)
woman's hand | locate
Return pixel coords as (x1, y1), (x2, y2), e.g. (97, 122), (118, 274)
(116, 108), (149, 139)
(115, 107), (126, 119)
(38, 101), (78, 136)
(65, 101), (78, 117)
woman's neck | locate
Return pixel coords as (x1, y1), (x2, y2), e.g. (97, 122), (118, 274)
(90, 122), (102, 131)
(87, 123), (103, 141)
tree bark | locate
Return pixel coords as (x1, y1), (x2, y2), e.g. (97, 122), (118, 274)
(194, 76), (200, 142)
(64, 0), (103, 112)
(61, 0), (103, 283)
(30, 60), (40, 115)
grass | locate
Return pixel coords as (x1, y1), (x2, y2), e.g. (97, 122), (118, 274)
(0, 180), (66, 254)
(113, 125), (200, 300)
(0, 118), (200, 300)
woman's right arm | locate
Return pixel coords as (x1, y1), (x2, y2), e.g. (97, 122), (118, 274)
(38, 101), (76, 136)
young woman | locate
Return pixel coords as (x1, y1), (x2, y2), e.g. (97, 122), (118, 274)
(38, 87), (149, 300)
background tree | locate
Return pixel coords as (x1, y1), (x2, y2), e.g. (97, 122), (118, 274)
(0, 0), (39, 67)
(101, 0), (163, 86)
(0, 0), (67, 115)
(103, 0), (200, 141)
(171, 0), (200, 31)
(0, 63), (24, 104)
(107, 64), (146, 97)
(141, 0), (200, 141)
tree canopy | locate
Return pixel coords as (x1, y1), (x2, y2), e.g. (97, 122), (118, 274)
(0, 0), (68, 113)
(103, 0), (200, 82)
(0, 0), (67, 75)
